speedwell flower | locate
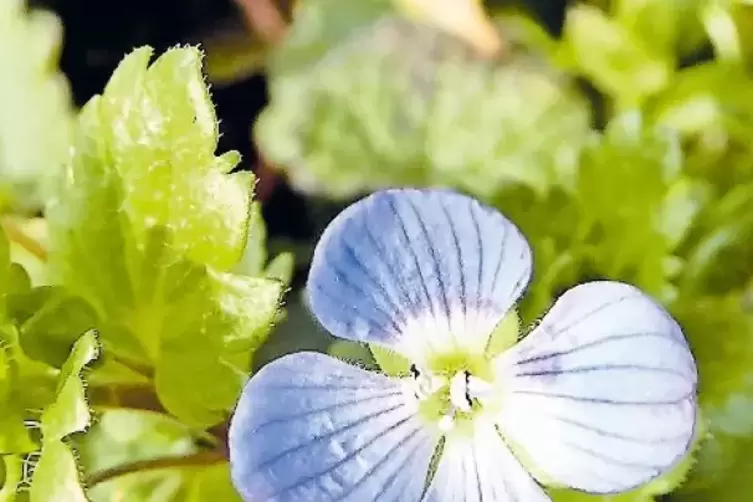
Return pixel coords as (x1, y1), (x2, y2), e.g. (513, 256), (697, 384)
(228, 188), (697, 502)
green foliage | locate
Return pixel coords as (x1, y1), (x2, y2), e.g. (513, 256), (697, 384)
(257, 0), (590, 199)
(253, 0), (753, 500)
(46, 46), (285, 429)
(2, 42), (289, 498)
(2, 0), (753, 498)
(0, 0), (73, 212)
(28, 331), (99, 502)
(80, 409), (240, 501)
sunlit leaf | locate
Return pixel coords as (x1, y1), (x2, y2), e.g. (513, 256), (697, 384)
(45, 46), (285, 428)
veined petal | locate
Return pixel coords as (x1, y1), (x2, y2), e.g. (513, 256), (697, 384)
(422, 419), (550, 502)
(228, 352), (438, 502)
(307, 189), (532, 361)
(494, 281), (697, 494)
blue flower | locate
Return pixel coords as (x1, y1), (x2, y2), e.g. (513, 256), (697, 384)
(228, 188), (698, 502)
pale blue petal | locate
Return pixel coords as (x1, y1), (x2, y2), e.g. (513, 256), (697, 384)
(307, 188), (532, 360)
(422, 420), (550, 502)
(228, 352), (438, 502)
(495, 282), (697, 494)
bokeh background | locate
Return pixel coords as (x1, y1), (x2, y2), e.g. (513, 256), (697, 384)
(2, 0), (753, 500)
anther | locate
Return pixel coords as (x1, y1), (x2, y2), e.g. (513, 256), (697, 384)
(449, 371), (473, 412)
(410, 364), (420, 379)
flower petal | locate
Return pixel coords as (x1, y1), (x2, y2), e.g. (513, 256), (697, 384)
(228, 352), (438, 502)
(307, 188), (532, 360)
(422, 420), (551, 502)
(494, 281), (697, 494)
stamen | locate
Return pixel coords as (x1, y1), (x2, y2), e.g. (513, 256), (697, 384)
(410, 364), (420, 379)
(449, 371), (472, 412)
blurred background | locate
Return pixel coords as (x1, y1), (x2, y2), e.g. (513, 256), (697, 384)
(3, 0), (753, 500)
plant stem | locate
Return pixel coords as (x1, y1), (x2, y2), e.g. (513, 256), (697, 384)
(85, 451), (227, 487)
(87, 383), (230, 451)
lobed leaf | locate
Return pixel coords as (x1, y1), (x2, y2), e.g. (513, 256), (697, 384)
(45, 46), (285, 428)
(257, 0), (590, 199)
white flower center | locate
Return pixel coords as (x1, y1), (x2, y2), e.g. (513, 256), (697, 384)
(408, 364), (494, 432)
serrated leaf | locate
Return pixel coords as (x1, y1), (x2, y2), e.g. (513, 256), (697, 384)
(70, 46), (252, 271)
(233, 203), (267, 277)
(258, 1), (589, 198)
(46, 46), (285, 427)
(233, 202), (295, 283)
(29, 441), (87, 502)
(154, 265), (283, 426)
(0, 0), (73, 211)
(27, 330), (99, 502)
(40, 330), (99, 441)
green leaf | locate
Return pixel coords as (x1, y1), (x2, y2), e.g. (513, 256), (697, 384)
(574, 112), (688, 299)
(561, 4), (671, 107)
(7, 286), (98, 367)
(265, 252), (295, 284)
(0, 341), (36, 455)
(28, 330), (99, 502)
(0, 0), (73, 212)
(29, 441), (88, 502)
(613, 0), (707, 58)
(679, 183), (753, 295)
(650, 62), (753, 192)
(258, 0), (590, 199)
(46, 46), (286, 427)
(39, 330), (99, 441)
(670, 292), (753, 499)
(497, 112), (696, 317)
(234, 202), (295, 284)
(71, 45), (252, 271)
(0, 455), (23, 502)
(185, 463), (242, 502)
(0, 228), (36, 455)
(233, 203), (267, 277)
